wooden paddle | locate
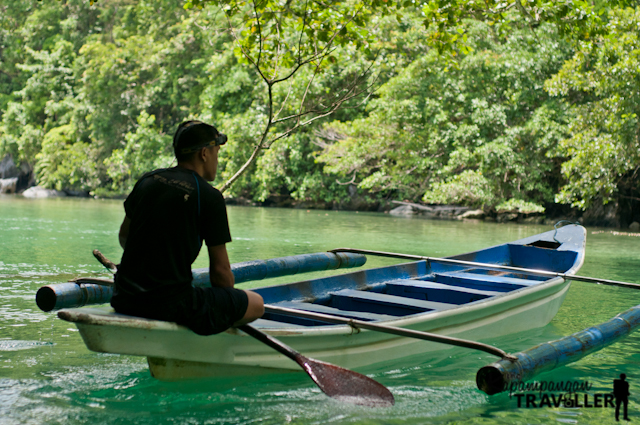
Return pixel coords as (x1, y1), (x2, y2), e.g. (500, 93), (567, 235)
(329, 248), (640, 290)
(92, 250), (394, 407)
(238, 324), (394, 406)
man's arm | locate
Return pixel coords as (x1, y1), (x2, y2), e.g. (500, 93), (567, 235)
(119, 216), (131, 249)
(208, 243), (235, 288)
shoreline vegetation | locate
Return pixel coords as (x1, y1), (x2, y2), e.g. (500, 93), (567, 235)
(0, 1), (638, 229)
(3, 186), (639, 231)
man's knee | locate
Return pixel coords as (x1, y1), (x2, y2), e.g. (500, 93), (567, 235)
(244, 290), (264, 321)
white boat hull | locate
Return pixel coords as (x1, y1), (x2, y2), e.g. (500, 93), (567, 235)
(67, 277), (570, 380)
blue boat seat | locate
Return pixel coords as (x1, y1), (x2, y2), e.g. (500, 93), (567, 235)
(271, 301), (399, 322)
(385, 279), (502, 304)
(329, 289), (458, 316)
(433, 271), (541, 292)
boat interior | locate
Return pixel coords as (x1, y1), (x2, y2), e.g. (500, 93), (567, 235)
(255, 241), (580, 328)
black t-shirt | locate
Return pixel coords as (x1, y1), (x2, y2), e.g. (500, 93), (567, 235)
(115, 167), (231, 297)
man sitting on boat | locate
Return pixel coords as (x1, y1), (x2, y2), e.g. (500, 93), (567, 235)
(110, 120), (264, 335)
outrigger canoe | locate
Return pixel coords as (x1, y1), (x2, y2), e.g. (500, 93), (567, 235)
(47, 224), (588, 381)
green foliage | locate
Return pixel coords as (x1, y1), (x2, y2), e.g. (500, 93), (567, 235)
(421, 0), (638, 58)
(495, 198), (545, 214)
(187, 0), (396, 74)
(318, 20), (573, 208)
(35, 124), (96, 191)
(104, 112), (174, 193)
(0, 0), (240, 192)
(545, 7), (640, 209)
(423, 170), (494, 208)
(251, 130), (351, 204)
(0, 0), (637, 217)
(213, 108), (269, 197)
(0, 38), (77, 163)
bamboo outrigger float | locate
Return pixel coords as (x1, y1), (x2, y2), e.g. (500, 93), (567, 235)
(476, 304), (640, 395)
(36, 251), (367, 312)
(37, 224), (640, 399)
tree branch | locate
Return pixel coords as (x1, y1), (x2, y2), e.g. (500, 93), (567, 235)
(224, 11), (270, 84)
(219, 0), (374, 194)
(253, 0), (263, 70)
(264, 77), (375, 148)
(273, 54), (379, 125)
(272, 78), (295, 122)
(336, 171), (356, 185)
(219, 142), (263, 193)
(514, 0), (541, 43)
(297, 0), (309, 64)
(271, 20), (283, 81)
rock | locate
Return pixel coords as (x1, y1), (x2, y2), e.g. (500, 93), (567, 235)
(391, 201), (434, 213)
(0, 154), (34, 192)
(496, 213), (518, 223)
(581, 201), (619, 227)
(630, 222), (640, 232)
(521, 216), (545, 224)
(0, 177), (18, 194)
(0, 155), (18, 178)
(336, 197), (377, 211)
(63, 189), (90, 197)
(457, 209), (485, 220)
(389, 205), (417, 216)
(22, 186), (67, 198)
(225, 196), (257, 207)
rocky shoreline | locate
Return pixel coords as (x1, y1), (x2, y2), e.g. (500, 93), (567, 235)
(225, 197), (640, 230)
(3, 185), (638, 230)
(2, 154), (637, 230)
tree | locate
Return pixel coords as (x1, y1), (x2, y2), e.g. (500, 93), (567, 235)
(1, 0), (637, 216)
(421, 0), (638, 57)
(545, 7), (640, 211)
(186, 0), (386, 193)
(317, 19), (574, 210)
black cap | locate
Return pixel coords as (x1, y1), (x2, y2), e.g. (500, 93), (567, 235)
(173, 121), (227, 155)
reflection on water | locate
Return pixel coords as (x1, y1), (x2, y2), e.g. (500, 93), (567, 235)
(1, 195), (640, 424)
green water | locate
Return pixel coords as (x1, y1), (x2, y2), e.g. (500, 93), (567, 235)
(1, 195), (640, 424)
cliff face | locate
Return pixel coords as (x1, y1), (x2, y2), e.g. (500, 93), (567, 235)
(0, 155), (33, 194)
(580, 199), (640, 229)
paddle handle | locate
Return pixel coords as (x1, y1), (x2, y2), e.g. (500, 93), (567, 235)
(93, 249), (117, 273)
(237, 324), (300, 364)
(265, 305), (516, 360)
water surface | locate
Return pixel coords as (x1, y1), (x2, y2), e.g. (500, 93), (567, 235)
(1, 195), (640, 424)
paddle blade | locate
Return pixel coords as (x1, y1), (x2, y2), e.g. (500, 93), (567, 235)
(298, 356), (395, 407)
(237, 324), (393, 407)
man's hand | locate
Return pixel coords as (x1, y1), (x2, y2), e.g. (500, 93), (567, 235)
(208, 243), (235, 288)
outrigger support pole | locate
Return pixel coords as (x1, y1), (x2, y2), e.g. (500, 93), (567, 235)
(329, 248), (640, 290)
(264, 305), (518, 361)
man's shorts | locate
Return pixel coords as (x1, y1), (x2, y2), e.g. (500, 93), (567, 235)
(111, 284), (249, 336)
(182, 286), (250, 335)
